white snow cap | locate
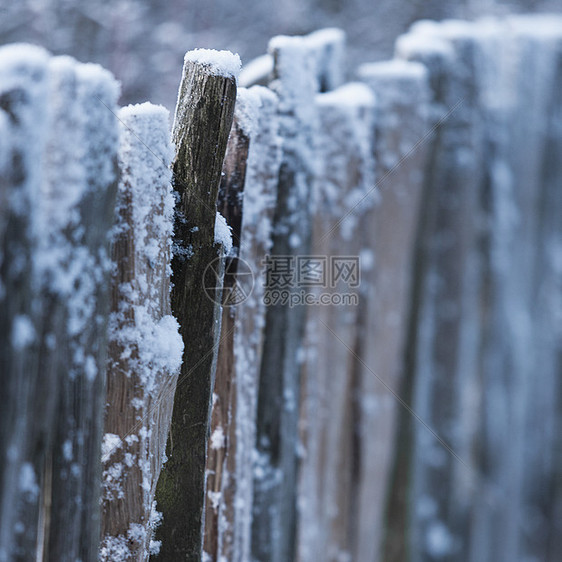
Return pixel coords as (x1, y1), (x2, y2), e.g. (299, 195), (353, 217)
(358, 59), (427, 80)
(239, 54), (273, 88)
(184, 49), (241, 79)
(316, 82), (375, 108)
(214, 211), (233, 253)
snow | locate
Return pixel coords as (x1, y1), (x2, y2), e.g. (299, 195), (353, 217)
(210, 426), (225, 450)
(357, 59), (427, 80)
(19, 463), (39, 497)
(11, 314), (35, 350)
(315, 82), (375, 108)
(102, 434), (122, 463)
(395, 32), (454, 61)
(234, 87), (261, 137)
(184, 49), (241, 79)
(239, 54), (273, 88)
(208, 490), (222, 510)
(214, 211), (233, 253)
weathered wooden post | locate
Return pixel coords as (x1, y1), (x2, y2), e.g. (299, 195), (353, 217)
(387, 20), (486, 562)
(202, 89), (254, 562)
(202, 85), (281, 562)
(153, 49), (239, 561)
(44, 59), (120, 561)
(100, 103), (183, 561)
(0, 44), (50, 562)
(251, 35), (318, 562)
(295, 82), (376, 562)
(355, 59), (429, 562)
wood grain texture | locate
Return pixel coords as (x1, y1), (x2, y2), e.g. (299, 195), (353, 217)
(153, 59), (236, 561)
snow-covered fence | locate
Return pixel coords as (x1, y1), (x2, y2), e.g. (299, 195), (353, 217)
(1, 15), (562, 562)
(0, 46), (120, 561)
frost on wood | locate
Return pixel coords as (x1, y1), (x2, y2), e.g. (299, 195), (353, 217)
(203, 87), (254, 562)
(203, 86), (281, 562)
(44, 57), (120, 562)
(101, 103), (182, 562)
(154, 51), (237, 561)
(227, 86), (281, 561)
(296, 82), (375, 562)
(251, 33), (319, 562)
(0, 47), (120, 561)
(355, 60), (429, 562)
(385, 16), (562, 562)
(0, 43), (49, 561)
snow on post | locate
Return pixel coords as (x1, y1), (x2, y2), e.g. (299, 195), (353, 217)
(296, 82), (376, 562)
(100, 103), (183, 561)
(251, 34), (318, 562)
(203, 86), (255, 562)
(389, 19), (492, 562)
(354, 60), (429, 562)
(0, 43), (49, 562)
(154, 48), (238, 561)
(305, 27), (346, 92)
(202, 86), (281, 562)
(473, 17), (562, 562)
(229, 86), (281, 562)
(41, 58), (120, 561)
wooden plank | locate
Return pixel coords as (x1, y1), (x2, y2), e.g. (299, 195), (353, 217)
(202, 86), (281, 562)
(387, 21), (486, 562)
(100, 103), (182, 561)
(223, 86), (281, 562)
(153, 50), (239, 561)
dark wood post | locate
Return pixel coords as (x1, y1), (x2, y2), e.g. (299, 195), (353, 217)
(153, 50), (238, 561)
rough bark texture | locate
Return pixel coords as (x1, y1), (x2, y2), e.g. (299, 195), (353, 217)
(153, 58), (237, 561)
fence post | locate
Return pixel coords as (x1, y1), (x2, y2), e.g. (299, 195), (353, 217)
(0, 44), (50, 562)
(387, 21), (485, 562)
(203, 88), (253, 561)
(295, 82), (376, 562)
(44, 59), (120, 561)
(251, 35), (318, 562)
(356, 59), (429, 562)
(202, 86), (281, 562)
(100, 103), (182, 561)
(153, 49), (239, 561)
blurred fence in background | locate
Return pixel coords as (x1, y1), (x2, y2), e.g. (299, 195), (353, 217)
(0, 14), (561, 562)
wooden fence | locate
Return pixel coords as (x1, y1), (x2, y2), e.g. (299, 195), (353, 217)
(1, 14), (561, 562)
